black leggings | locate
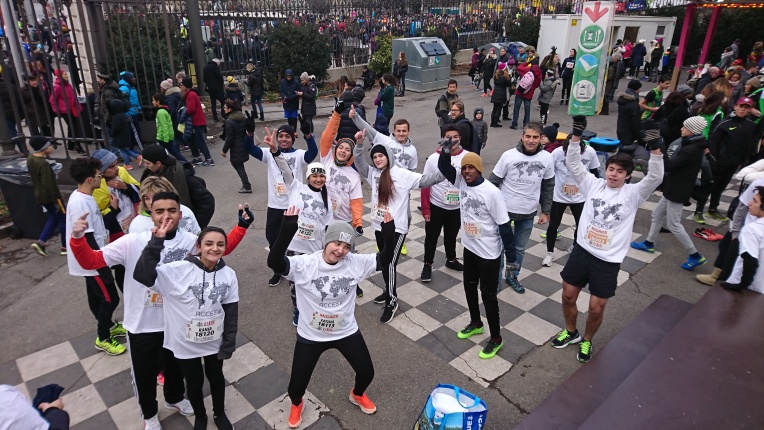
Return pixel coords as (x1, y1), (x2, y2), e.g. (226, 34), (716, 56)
(85, 272), (120, 342)
(288, 333), (374, 406)
(127, 332), (185, 419)
(561, 77), (573, 101)
(176, 354), (225, 418)
(266, 207), (285, 275)
(463, 247), (502, 340)
(231, 162), (251, 190)
(547, 201), (584, 252)
(491, 102), (503, 123)
(424, 205), (460, 263)
(375, 230), (406, 306)
(540, 102), (550, 124)
(482, 77), (492, 94)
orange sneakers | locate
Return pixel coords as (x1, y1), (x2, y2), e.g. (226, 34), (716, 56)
(349, 390), (377, 414)
(288, 400), (303, 428)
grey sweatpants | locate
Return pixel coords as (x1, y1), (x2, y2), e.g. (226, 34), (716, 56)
(646, 197), (698, 255)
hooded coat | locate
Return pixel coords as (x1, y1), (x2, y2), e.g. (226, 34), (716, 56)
(631, 42), (647, 67)
(140, 154), (192, 208)
(616, 89), (643, 148)
(662, 134), (707, 203)
(279, 70), (301, 111)
(300, 81), (318, 116)
(203, 61), (225, 96)
(222, 111), (249, 164)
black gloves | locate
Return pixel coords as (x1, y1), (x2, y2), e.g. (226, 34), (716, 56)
(571, 115), (587, 137)
(238, 204), (254, 228)
(440, 137), (456, 155)
(642, 120), (662, 150)
(334, 97), (345, 114)
(355, 225), (363, 236)
(244, 111), (256, 134)
(298, 114), (311, 136)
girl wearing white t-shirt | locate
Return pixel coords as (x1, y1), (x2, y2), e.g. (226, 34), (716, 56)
(543, 140), (600, 266)
(134, 223), (239, 430)
(268, 207), (397, 429)
(723, 186), (764, 294)
(353, 132), (444, 324)
(129, 176), (201, 235)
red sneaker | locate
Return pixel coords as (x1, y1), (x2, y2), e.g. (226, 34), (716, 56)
(706, 228), (725, 241)
(288, 400), (303, 428)
(349, 390), (377, 414)
(136, 155), (143, 167)
(693, 228), (713, 241)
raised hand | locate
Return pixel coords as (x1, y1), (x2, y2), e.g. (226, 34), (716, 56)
(263, 127), (278, 153)
(152, 214), (173, 238)
(238, 203), (254, 228)
(354, 128), (365, 144)
(441, 137), (456, 155)
(348, 105), (356, 119)
(284, 205), (300, 217)
(334, 97), (346, 114)
(571, 115), (587, 137)
(71, 212), (89, 239)
(355, 225), (363, 236)
(244, 111), (256, 134)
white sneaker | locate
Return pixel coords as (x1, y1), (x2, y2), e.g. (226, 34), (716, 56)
(542, 252), (554, 267)
(144, 415), (162, 430)
(165, 399), (194, 416)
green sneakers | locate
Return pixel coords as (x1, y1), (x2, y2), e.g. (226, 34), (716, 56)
(540, 230), (562, 239)
(95, 337), (126, 356)
(456, 323), (485, 339)
(478, 339), (504, 359)
(705, 210), (729, 222)
(693, 212), (706, 225)
(110, 322), (127, 338)
(577, 340), (593, 363)
(551, 329), (582, 349)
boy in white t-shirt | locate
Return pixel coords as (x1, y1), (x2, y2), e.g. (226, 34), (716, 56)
(722, 186), (764, 294)
(552, 115), (664, 363)
(65, 157), (126, 356)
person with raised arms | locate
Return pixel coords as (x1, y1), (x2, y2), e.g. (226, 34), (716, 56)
(68, 193), (251, 430)
(551, 115), (664, 363)
(268, 207), (397, 428)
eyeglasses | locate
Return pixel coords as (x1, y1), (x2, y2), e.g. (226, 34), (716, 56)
(93, 173), (103, 180)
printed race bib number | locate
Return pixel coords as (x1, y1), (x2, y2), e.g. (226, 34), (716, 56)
(275, 182), (288, 196)
(185, 317), (223, 343)
(445, 189), (460, 205)
(308, 311), (345, 332)
(331, 197), (339, 213)
(463, 222), (482, 239)
(296, 220), (317, 240)
(113, 189), (136, 233)
(371, 204), (389, 222)
(586, 225), (613, 250)
(144, 289), (163, 308)
(562, 183), (579, 196)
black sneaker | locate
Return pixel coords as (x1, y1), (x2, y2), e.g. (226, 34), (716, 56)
(268, 273), (282, 287)
(292, 308), (299, 327)
(193, 416), (208, 430)
(445, 258), (464, 271)
(577, 340), (593, 363)
(372, 292), (388, 304)
(207, 159), (215, 166)
(421, 263), (432, 282)
(214, 414), (233, 430)
(191, 157), (203, 165)
(380, 302), (398, 324)
(551, 329), (582, 349)
(238, 187), (252, 193)
(356, 286), (364, 298)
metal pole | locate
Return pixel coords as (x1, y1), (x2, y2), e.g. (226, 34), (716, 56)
(185, 0), (206, 95)
(161, 1), (176, 81)
(670, 3), (695, 92)
(1, 0), (26, 85)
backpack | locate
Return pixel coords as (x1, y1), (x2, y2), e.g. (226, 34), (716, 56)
(454, 117), (481, 153)
(517, 70), (535, 93)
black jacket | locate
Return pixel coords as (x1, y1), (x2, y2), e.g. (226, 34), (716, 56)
(491, 74), (509, 104)
(20, 84), (49, 128)
(708, 114), (758, 167)
(246, 69), (264, 97)
(436, 91), (459, 126)
(203, 62), (225, 95)
(662, 134), (707, 203)
(300, 82), (317, 116)
(108, 100), (133, 149)
(655, 100), (690, 144)
(222, 111), (249, 164)
(483, 57), (497, 78)
(140, 155), (192, 208)
(183, 162), (215, 228)
(337, 102), (366, 141)
(616, 89), (643, 149)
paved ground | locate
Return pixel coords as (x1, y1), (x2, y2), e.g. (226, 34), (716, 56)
(0, 75), (727, 429)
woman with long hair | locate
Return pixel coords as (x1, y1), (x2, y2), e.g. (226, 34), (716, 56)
(50, 69), (85, 154)
(394, 52), (409, 96)
(490, 64), (510, 127)
(352, 127), (444, 324)
(377, 74), (397, 123)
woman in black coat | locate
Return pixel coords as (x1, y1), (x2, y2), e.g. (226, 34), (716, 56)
(490, 65), (510, 127)
(220, 100), (251, 193)
(299, 73), (318, 133)
(394, 52), (409, 96)
(482, 51), (497, 95)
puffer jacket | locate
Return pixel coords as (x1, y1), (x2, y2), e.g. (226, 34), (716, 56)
(222, 111), (249, 164)
(631, 43), (647, 67)
(662, 134), (707, 204)
(279, 70), (301, 111)
(300, 82), (318, 116)
(616, 89), (643, 149)
(537, 76), (558, 104)
(164, 87), (181, 127)
(247, 69), (264, 97)
(118, 79), (141, 116)
(50, 78), (81, 117)
(490, 74), (509, 104)
(337, 99), (366, 141)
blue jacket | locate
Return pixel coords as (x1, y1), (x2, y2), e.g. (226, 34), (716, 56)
(631, 43), (647, 67)
(118, 79), (141, 116)
(279, 69), (301, 111)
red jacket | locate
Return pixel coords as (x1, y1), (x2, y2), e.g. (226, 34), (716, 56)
(184, 89), (207, 127)
(515, 63), (543, 101)
(50, 78), (81, 117)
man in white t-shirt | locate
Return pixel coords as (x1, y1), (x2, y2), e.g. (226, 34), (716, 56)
(247, 118), (318, 286)
(436, 144), (518, 360)
(65, 157), (126, 356)
(420, 124), (469, 282)
(552, 115), (663, 363)
(489, 121), (555, 293)
(722, 186), (764, 294)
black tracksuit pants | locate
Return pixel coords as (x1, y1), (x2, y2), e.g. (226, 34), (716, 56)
(176, 354), (226, 418)
(424, 204), (460, 263)
(127, 332), (186, 419)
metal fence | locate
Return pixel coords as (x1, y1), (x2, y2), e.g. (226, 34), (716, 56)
(2, 0), (686, 157)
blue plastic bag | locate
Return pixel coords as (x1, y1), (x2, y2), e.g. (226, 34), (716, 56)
(413, 384), (488, 430)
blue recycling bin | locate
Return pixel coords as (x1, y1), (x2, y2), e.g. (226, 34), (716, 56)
(589, 137), (620, 177)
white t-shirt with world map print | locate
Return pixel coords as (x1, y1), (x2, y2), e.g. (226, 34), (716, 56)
(100, 230), (198, 333)
(551, 146), (600, 204)
(262, 149), (308, 209)
(321, 151), (363, 223)
(128, 204), (201, 235)
(149, 260), (239, 359)
(454, 175), (510, 260)
(493, 148), (555, 215)
(285, 252), (377, 342)
(287, 183), (334, 254)
(375, 133), (418, 171)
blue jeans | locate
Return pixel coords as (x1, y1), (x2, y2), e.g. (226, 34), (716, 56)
(158, 139), (188, 163)
(512, 97), (531, 128)
(40, 203), (66, 247)
(251, 95), (264, 116)
(119, 147), (140, 164)
(508, 215), (534, 276)
(192, 126), (212, 160)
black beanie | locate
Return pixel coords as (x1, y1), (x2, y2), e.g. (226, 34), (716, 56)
(542, 123), (559, 143)
(277, 124), (296, 143)
(142, 144), (169, 164)
(627, 79), (643, 91)
(29, 136), (51, 152)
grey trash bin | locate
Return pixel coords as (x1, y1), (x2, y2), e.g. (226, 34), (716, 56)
(0, 158), (62, 239)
